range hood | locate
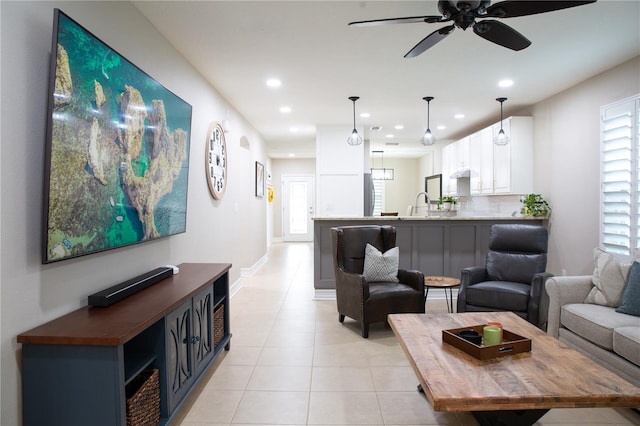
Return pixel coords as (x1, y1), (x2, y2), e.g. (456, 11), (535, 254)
(450, 169), (470, 179)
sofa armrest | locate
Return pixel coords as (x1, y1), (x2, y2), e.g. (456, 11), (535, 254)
(545, 275), (593, 338)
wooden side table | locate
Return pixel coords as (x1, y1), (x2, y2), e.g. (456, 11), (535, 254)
(424, 276), (460, 313)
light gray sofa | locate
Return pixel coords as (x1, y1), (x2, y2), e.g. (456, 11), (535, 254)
(546, 275), (640, 387)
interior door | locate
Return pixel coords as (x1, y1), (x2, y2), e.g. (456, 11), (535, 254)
(282, 175), (314, 241)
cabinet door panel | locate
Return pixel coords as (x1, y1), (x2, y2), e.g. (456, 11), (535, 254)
(493, 120), (511, 193)
(448, 225), (477, 275)
(166, 299), (194, 412)
(193, 285), (214, 376)
(416, 226), (445, 275)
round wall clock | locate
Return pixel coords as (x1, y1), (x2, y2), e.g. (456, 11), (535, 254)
(205, 122), (227, 200)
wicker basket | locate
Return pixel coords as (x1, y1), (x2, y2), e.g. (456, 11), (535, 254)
(125, 369), (160, 426)
(214, 304), (225, 347)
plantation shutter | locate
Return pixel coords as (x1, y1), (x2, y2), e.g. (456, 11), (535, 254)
(600, 95), (640, 258)
(372, 180), (385, 216)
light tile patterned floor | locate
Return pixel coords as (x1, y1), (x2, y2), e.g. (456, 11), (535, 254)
(177, 242), (640, 426)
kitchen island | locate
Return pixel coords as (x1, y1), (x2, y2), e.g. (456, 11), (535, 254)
(313, 215), (546, 299)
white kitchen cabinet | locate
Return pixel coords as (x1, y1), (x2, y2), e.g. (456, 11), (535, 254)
(463, 116), (533, 196)
(441, 144), (457, 196)
(469, 127), (493, 195)
(492, 117), (533, 194)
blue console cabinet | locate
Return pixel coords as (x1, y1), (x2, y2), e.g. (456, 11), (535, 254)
(18, 263), (231, 426)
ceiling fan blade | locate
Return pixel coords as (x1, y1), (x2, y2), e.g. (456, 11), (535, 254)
(485, 1), (597, 18)
(473, 20), (531, 51)
(404, 25), (455, 58)
(349, 15), (443, 27)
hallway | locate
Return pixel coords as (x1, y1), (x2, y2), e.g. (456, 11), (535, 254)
(177, 242), (639, 426)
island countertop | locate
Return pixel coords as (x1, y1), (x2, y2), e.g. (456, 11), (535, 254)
(313, 213), (546, 221)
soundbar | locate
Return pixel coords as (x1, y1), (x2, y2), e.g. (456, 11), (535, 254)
(88, 266), (173, 307)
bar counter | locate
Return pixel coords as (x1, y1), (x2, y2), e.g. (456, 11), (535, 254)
(313, 214), (547, 298)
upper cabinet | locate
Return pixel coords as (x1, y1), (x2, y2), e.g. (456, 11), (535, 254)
(446, 116), (533, 196)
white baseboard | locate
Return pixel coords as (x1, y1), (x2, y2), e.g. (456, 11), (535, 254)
(229, 278), (242, 299)
(314, 289), (336, 300)
(240, 254), (269, 277)
(313, 288), (457, 302)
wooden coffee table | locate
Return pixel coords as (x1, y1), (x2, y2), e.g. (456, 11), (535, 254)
(388, 312), (640, 426)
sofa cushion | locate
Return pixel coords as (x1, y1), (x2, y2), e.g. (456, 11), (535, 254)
(613, 326), (640, 367)
(561, 303), (639, 350)
(584, 248), (630, 307)
(616, 261), (640, 317)
(363, 243), (399, 283)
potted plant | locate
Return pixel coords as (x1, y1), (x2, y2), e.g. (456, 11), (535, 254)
(440, 196), (457, 211)
(520, 193), (550, 217)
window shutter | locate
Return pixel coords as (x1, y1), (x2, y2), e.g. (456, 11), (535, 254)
(372, 180), (385, 216)
(600, 95), (640, 258)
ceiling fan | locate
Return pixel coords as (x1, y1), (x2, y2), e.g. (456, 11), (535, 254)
(348, 1), (596, 57)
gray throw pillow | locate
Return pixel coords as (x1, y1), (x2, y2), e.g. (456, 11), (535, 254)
(362, 243), (399, 283)
(616, 261), (640, 317)
(584, 248), (629, 307)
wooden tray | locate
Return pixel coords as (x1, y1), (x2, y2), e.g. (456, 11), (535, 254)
(442, 324), (531, 360)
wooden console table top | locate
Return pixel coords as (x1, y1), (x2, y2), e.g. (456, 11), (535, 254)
(388, 312), (640, 412)
(17, 263), (231, 347)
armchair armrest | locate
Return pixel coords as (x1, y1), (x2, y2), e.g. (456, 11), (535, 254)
(529, 272), (554, 329)
(335, 267), (369, 300)
(545, 275), (593, 338)
(457, 267), (488, 312)
(397, 269), (425, 293)
(461, 266), (488, 285)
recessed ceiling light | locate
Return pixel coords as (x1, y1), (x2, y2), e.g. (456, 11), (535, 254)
(280, 106), (291, 113)
(498, 79), (514, 88)
(360, 112), (370, 118)
(289, 127), (298, 132)
(385, 134), (394, 138)
(437, 125), (446, 130)
(395, 125), (404, 130)
(454, 113), (465, 119)
(266, 78), (281, 88)
(288, 153), (296, 157)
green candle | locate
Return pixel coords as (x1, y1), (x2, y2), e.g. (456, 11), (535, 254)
(483, 325), (501, 346)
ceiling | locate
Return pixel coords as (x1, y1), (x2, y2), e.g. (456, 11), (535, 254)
(133, 1), (640, 159)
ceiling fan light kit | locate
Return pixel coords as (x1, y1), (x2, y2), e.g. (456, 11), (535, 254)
(347, 96), (363, 146)
(349, 0), (597, 57)
(495, 96), (510, 146)
(420, 96), (436, 146)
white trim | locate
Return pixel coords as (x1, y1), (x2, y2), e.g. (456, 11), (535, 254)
(240, 253), (269, 276)
(313, 288), (457, 302)
(313, 289), (336, 300)
(229, 278), (242, 299)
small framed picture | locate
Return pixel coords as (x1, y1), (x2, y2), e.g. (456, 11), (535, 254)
(255, 161), (264, 198)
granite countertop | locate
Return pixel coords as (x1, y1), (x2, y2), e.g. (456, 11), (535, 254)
(313, 213), (547, 221)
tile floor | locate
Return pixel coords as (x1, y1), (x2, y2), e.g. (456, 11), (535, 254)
(177, 242), (640, 426)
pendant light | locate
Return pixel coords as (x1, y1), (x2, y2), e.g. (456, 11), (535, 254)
(420, 96), (436, 146)
(494, 97), (510, 146)
(347, 96), (363, 146)
(370, 150), (394, 180)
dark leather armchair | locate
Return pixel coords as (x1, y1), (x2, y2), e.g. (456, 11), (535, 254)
(331, 225), (425, 338)
(457, 224), (553, 328)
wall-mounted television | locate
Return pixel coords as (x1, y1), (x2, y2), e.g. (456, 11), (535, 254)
(42, 9), (192, 263)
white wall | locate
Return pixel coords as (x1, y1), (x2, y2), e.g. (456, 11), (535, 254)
(0, 2), (268, 424)
(316, 125), (365, 217)
(532, 56), (640, 276)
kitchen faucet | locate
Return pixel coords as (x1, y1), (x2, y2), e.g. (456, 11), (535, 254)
(413, 192), (431, 217)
